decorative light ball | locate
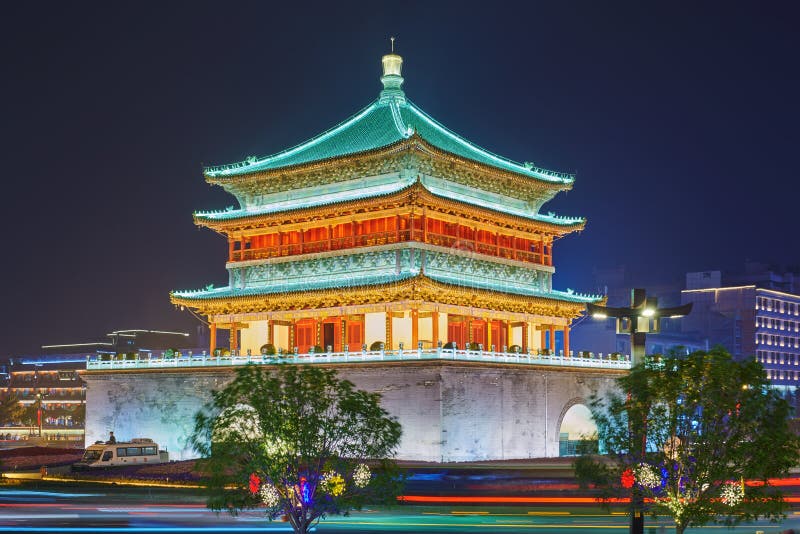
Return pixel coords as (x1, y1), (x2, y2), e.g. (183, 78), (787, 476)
(720, 481), (744, 506)
(634, 463), (661, 488)
(249, 472), (261, 494)
(320, 471), (346, 497)
(260, 483), (281, 508)
(621, 468), (635, 489)
(353, 463), (371, 488)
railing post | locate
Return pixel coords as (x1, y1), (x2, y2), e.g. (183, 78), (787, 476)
(452, 342), (457, 359)
(398, 342), (403, 359)
(417, 341), (423, 359)
(437, 340), (442, 358)
(380, 342), (385, 359)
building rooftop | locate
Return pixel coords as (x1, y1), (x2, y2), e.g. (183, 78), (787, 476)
(204, 52), (573, 185)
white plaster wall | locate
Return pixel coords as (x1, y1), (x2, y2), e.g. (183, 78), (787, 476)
(437, 314), (448, 345)
(511, 326), (522, 347)
(531, 323), (543, 351)
(241, 320), (268, 355)
(392, 315), (412, 349)
(364, 312), (386, 347)
(418, 316), (433, 346)
(274, 324), (289, 352)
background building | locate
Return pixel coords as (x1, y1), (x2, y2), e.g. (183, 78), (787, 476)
(682, 275), (800, 389)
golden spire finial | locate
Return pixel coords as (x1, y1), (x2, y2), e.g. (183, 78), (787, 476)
(390, 36), (395, 53)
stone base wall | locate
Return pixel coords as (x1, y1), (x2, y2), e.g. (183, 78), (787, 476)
(83, 362), (620, 461)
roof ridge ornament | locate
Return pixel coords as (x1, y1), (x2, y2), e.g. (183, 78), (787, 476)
(379, 38), (406, 105)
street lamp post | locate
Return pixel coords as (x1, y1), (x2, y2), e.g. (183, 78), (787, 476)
(586, 288), (692, 534)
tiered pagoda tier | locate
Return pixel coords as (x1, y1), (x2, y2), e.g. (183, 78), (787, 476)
(171, 51), (599, 356)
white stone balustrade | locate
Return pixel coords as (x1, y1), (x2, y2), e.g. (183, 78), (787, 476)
(85, 348), (631, 371)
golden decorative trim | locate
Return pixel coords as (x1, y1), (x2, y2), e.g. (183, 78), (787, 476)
(206, 136), (570, 201)
(171, 274), (588, 319)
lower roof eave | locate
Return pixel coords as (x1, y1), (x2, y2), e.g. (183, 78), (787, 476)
(170, 274), (600, 318)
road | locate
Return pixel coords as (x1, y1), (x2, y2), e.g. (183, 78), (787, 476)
(0, 483), (797, 533)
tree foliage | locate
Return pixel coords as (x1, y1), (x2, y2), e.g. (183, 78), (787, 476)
(191, 364), (403, 534)
(0, 392), (26, 426)
(575, 348), (800, 534)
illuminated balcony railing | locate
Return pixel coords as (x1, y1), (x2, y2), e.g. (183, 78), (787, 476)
(85, 347), (630, 372)
(230, 229), (551, 266)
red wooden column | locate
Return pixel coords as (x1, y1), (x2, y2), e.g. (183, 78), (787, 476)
(228, 239), (235, 261)
(522, 323), (529, 352)
(209, 323), (217, 353)
(396, 214), (401, 242)
(549, 325), (556, 353)
(431, 311), (439, 346)
(540, 325), (546, 352)
(314, 318), (321, 349)
(299, 228), (305, 254)
(411, 309), (419, 348)
(267, 320), (274, 345)
(564, 325), (570, 357)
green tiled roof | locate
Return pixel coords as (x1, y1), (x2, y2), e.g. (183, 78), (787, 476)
(193, 176), (585, 226)
(204, 98), (573, 184)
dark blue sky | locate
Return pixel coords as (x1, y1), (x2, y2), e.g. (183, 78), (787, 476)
(2, 1), (798, 354)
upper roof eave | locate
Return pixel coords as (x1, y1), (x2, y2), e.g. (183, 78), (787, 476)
(201, 100), (575, 187)
(203, 135), (574, 204)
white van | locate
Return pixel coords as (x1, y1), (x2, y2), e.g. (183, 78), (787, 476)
(74, 438), (168, 470)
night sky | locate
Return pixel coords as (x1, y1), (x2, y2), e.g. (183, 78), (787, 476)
(2, 2), (798, 355)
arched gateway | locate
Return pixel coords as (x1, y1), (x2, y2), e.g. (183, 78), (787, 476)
(81, 48), (629, 461)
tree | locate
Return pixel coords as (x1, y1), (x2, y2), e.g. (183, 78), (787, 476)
(191, 364), (403, 534)
(575, 348), (800, 534)
(0, 392), (25, 426)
